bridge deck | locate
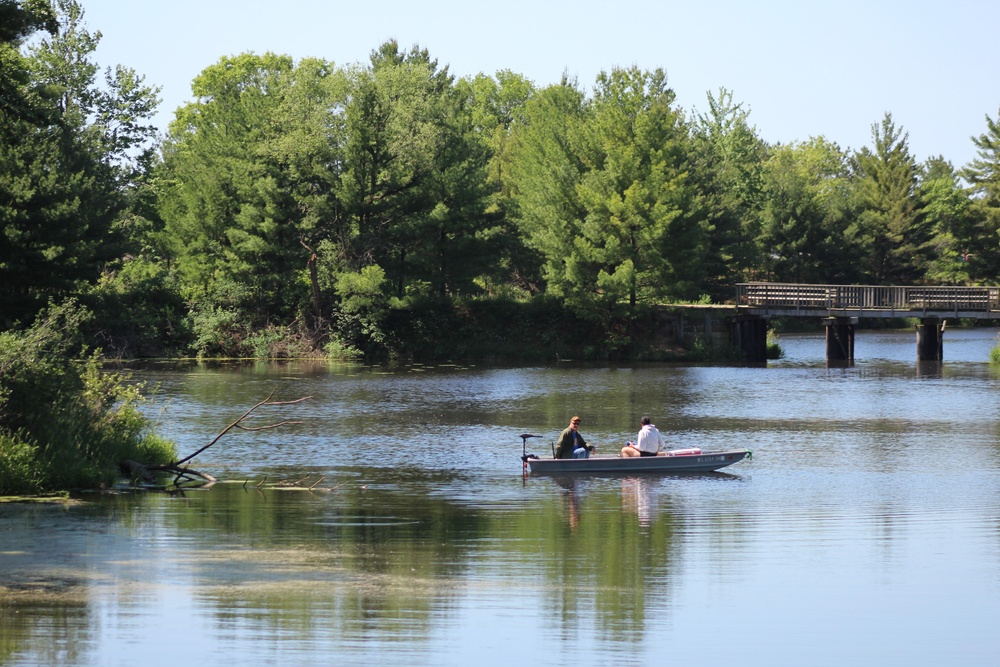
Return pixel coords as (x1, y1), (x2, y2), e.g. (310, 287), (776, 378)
(735, 283), (1000, 319)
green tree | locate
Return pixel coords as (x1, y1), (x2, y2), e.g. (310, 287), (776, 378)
(921, 157), (979, 284)
(266, 57), (348, 323)
(849, 113), (930, 284)
(336, 43), (452, 296)
(458, 69), (538, 296)
(27, 0), (159, 186)
(0, 0), (160, 326)
(690, 87), (767, 291)
(161, 43), (497, 356)
(961, 107), (1000, 283)
(0, 0), (56, 122)
(0, 1), (109, 323)
(158, 52), (354, 355)
(463, 70), (534, 190)
(572, 67), (709, 318)
(756, 137), (860, 283)
(508, 69), (709, 333)
(160, 52), (308, 319)
(410, 100), (492, 298)
(320, 41), (497, 304)
(504, 77), (588, 298)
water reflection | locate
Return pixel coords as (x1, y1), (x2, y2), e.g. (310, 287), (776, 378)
(553, 477), (582, 531)
(915, 359), (943, 377)
(621, 477), (654, 527)
(4, 328), (1000, 666)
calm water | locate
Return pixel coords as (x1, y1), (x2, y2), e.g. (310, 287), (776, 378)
(3, 328), (1000, 666)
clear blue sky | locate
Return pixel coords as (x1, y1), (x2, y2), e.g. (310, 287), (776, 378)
(80, 0), (998, 170)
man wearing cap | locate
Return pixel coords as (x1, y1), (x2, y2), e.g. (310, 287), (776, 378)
(555, 416), (594, 459)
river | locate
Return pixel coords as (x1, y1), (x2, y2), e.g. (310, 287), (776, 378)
(2, 328), (999, 666)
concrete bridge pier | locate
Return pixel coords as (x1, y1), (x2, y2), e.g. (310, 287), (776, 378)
(824, 317), (856, 362)
(732, 315), (768, 362)
(916, 318), (945, 361)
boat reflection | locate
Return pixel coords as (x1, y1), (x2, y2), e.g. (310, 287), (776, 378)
(552, 476), (582, 531)
(621, 476), (655, 527)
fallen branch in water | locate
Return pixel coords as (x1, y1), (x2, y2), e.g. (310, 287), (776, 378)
(122, 388), (311, 489)
(174, 388), (311, 467)
(239, 477), (353, 492)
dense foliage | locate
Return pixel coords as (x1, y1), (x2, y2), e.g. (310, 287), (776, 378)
(4, 0), (1000, 362)
(0, 1), (172, 493)
(0, 300), (175, 494)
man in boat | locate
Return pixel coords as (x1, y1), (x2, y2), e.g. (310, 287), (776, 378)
(621, 416), (664, 457)
(555, 416), (594, 459)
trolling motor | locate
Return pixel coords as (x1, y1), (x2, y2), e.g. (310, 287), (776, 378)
(519, 433), (540, 465)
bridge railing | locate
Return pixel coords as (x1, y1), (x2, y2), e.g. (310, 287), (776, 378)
(736, 283), (1000, 315)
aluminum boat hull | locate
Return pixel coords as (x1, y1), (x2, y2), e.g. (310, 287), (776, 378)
(526, 449), (750, 474)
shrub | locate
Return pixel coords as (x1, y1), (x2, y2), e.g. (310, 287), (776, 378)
(990, 335), (1000, 365)
(684, 335), (743, 362)
(766, 329), (785, 360)
(0, 300), (176, 494)
(324, 337), (364, 360)
(191, 304), (251, 358)
(188, 280), (259, 358)
(84, 257), (193, 358)
(0, 434), (42, 495)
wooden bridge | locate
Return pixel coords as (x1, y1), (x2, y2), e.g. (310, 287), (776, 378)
(735, 283), (1000, 319)
(725, 282), (1000, 363)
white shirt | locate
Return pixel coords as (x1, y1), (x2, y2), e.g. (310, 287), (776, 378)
(635, 424), (664, 454)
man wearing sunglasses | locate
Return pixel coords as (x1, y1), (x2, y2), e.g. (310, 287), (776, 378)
(555, 416), (594, 459)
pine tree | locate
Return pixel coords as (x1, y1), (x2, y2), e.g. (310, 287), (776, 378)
(961, 107), (1000, 282)
(849, 113), (930, 284)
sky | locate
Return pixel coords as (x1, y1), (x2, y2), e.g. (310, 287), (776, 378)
(77, 0), (999, 170)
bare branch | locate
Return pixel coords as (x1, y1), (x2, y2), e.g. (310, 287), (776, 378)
(174, 389), (311, 466)
(122, 389), (308, 490)
(263, 397), (312, 407)
(235, 419), (303, 432)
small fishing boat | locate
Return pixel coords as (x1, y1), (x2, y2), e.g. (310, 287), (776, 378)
(517, 434), (751, 474)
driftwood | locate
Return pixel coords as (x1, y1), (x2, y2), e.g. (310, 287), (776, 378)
(121, 388), (311, 489)
(241, 477), (353, 493)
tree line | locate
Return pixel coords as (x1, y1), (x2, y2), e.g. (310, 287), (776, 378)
(4, 0), (1000, 362)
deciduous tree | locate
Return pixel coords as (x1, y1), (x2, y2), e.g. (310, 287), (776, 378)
(458, 70), (537, 296)
(690, 87), (767, 291)
(504, 77), (588, 299)
(756, 137), (859, 283)
(159, 52), (307, 321)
